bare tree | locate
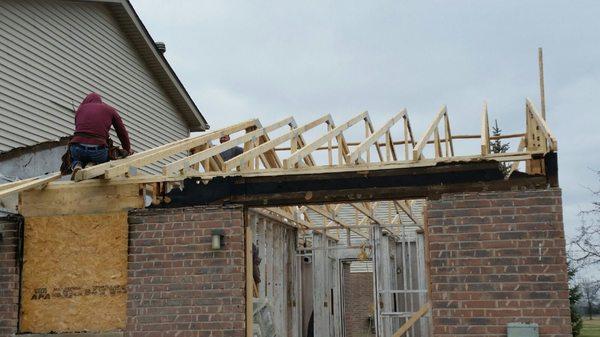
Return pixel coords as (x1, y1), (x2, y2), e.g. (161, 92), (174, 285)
(580, 278), (600, 320)
(572, 172), (600, 266)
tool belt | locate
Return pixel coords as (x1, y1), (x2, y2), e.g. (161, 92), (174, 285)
(60, 132), (129, 175)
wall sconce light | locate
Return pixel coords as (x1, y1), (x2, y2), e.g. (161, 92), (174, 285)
(211, 229), (225, 250)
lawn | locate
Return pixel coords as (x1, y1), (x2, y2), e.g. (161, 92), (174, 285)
(582, 318), (600, 337)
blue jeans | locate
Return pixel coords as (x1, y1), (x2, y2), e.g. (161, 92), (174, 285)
(70, 144), (109, 170)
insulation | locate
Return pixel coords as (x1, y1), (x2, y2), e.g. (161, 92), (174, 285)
(20, 212), (127, 333)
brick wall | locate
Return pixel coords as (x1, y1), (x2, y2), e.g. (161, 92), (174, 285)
(426, 188), (571, 337)
(342, 264), (375, 337)
(0, 216), (20, 336)
(127, 205), (247, 337)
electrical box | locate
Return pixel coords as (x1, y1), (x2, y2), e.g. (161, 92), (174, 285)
(507, 322), (539, 337)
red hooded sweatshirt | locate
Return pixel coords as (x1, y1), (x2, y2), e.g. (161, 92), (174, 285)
(71, 93), (131, 152)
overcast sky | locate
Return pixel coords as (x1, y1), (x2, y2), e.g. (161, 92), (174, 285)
(131, 1), (600, 272)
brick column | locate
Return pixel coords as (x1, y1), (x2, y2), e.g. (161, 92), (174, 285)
(127, 205), (246, 337)
(0, 216), (21, 336)
(426, 188), (571, 337)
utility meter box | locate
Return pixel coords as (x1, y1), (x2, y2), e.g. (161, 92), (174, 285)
(507, 322), (539, 337)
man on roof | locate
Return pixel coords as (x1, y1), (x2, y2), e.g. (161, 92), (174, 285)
(69, 92), (133, 177)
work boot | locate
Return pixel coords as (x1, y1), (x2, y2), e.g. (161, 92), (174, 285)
(71, 163), (82, 181)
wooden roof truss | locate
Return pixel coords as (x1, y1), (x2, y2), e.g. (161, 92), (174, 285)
(0, 99), (557, 239)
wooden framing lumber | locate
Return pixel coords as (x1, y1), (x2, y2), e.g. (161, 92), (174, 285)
(391, 302), (431, 337)
(413, 106), (447, 160)
(307, 205), (369, 239)
(10, 103), (558, 223)
(191, 151), (542, 180)
(264, 207), (337, 240)
(29, 152), (545, 195)
(245, 225), (253, 337)
(526, 98), (557, 151)
(102, 120), (261, 179)
(43, 174), (183, 189)
(224, 114), (332, 171)
(293, 131), (317, 167)
(347, 109), (406, 163)
(538, 48), (547, 119)
(508, 137), (526, 176)
(394, 200), (421, 225)
(351, 203), (378, 224)
(444, 111), (454, 156)
(273, 132), (523, 152)
(311, 232), (330, 337)
(19, 183), (143, 217)
(403, 114), (416, 160)
(481, 101), (490, 155)
(250, 208), (302, 231)
(0, 172), (61, 199)
(29, 108), (554, 187)
(75, 119), (259, 180)
(163, 117), (295, 175)
(350, 202), (402, 236)
(0, 176), (38, 192)
(364, 115), (386, 163)
(283, 111), (368, 169)
(75, 135), (197, 181)
(524, 98), (557, 175)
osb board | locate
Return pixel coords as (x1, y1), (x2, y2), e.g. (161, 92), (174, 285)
(19, 184), (143, 217)
(20, 212), (128, 333)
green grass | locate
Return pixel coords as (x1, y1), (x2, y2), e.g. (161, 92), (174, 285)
(581, 318), (600, 337)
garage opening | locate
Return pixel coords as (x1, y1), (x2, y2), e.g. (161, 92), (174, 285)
(249, 199), (431, 337)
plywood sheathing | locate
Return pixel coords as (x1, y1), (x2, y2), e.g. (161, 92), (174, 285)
(20, 212), (128, 333)
(19, 183), (143, 217)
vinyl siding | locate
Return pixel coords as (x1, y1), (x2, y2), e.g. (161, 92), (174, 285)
(0, 0), (190, 164)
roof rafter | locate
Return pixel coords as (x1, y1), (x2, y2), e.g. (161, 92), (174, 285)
(163, 117), (295, 175)
(224, 114), (332, 171)
(283, 111), (368, 169)
(2, 101), (559, 229)
(348, 109), (407, 164)
(74, 119), (259, 181)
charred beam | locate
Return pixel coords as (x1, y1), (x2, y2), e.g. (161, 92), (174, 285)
(159, 161), (548, 208)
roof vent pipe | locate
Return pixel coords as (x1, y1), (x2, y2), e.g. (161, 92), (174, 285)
(155, 41), (166, 54)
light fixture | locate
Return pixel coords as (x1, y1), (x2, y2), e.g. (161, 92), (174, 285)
(211, 229), (225, 250)
(357, 242), (369, 261)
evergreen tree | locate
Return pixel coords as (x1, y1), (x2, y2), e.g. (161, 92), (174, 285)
(490, 119), (510, 175)
(568, 263), (583, 336)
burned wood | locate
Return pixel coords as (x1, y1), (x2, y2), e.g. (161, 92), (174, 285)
(159, 161), (548, 207)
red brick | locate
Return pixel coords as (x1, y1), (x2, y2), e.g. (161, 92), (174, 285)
(127, 205), (246, 337)
(0, 216), (21, 336)
(427, 188), (571, 337)
(342, 265), (374, 337)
